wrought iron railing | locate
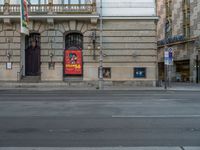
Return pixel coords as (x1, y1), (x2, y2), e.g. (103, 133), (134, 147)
(0, 3), (95, 15)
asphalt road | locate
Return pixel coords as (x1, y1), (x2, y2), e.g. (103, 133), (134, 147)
(0, 90), (200, 147)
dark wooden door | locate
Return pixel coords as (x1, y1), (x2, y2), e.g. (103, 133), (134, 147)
(25, 33), (41, 76)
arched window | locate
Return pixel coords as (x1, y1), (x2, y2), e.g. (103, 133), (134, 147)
(65, 33), (83, 50)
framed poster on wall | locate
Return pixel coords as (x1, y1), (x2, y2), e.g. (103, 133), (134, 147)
(6, 62), (12, 70)
(64, 50), (83, 75)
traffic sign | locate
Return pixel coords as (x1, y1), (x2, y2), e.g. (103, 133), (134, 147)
(168, 47), (173, 65)
(164, 47), (173, 65)
(164, 51), (169, 65)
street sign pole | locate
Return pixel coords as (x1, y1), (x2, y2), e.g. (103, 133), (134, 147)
(168, 47), (173, 88)
(164, 47), (168, 90)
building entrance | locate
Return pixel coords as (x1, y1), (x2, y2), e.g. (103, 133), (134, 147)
(25, 33), (41, 76)
(64, 32), (83, 79)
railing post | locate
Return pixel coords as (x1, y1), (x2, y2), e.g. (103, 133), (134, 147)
(93, 0), (96, 13)
(4, 0), (10, 15)
(48, 0), (53, 14)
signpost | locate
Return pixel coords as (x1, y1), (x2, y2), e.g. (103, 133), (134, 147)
(20, 0), (29, 35)
(164, 47), (168, 89)
(164, 47), (173, 89)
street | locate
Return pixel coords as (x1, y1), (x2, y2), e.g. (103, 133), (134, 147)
(0, 90), (200, 147)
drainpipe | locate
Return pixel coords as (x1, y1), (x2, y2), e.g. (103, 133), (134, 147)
(98, 0), (103, 90)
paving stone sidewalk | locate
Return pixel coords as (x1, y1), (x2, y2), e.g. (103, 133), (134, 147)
(0, 82), (200, 91)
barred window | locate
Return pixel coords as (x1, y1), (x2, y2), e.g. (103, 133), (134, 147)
(29, 0), (47, 4)
(65, 33), (83, 50)
(62, 0), (86, 4)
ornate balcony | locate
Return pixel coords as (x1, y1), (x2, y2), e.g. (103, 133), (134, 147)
(0, 3), (96, 15)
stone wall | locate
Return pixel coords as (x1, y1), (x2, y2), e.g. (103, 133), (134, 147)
(190, 0), (200, 37)
(0, 23), (21, 81)
(157, 0), (200, 82)
(0, 19), (157, 86)
(157, 0), (165, 40)
(84, 20), (157, 86)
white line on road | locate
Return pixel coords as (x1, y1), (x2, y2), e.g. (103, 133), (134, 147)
(112, 115), (200, 118)
(0, 147), (187, 150)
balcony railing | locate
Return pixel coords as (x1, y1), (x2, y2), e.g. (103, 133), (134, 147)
(0, 5), (3, 15)
(0, 3), (96, 15)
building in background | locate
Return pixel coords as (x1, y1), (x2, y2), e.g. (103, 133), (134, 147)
(0, 0), (158, 86)
(157, 0), (200, 83)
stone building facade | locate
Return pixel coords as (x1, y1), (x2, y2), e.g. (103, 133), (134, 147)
(0, 0), (158, 86)
(157, 0), (200, 83)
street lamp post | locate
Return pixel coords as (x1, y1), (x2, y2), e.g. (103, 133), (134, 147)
(99, 0), (103, 90)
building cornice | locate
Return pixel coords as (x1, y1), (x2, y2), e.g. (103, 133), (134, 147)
(0, 15), (99, 20)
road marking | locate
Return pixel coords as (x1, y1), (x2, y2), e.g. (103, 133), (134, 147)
(112, 115), (200, 118)
(0, 147), (184, 150)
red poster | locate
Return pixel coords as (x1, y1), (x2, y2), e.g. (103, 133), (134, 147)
(64, 50), (83, 75)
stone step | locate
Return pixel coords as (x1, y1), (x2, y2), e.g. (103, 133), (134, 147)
(64, 77), (83, 82)
(20, 76), (40, 83)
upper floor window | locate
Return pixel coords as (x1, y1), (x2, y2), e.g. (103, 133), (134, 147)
(10, 0), (20, 4)
(10, 0), (47, 4)
(29, 0), (47, 4)
(65, 32), (83, 50)
(62, 0), (86, 4)
(165, 0), (172, 38)
(183, 0), (190, 38)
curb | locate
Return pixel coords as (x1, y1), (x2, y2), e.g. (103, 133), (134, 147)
(0, 147), (198, 150)
(0, 147), (200, 150)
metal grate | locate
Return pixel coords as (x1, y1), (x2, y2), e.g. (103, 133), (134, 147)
(65, 33), (83, 50)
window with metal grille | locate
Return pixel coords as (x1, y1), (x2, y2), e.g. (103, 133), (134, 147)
(65, 33), (83, 50)
(62, 0), (88, 4)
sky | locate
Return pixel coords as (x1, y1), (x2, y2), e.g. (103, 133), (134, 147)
(96, 0), (156, 17)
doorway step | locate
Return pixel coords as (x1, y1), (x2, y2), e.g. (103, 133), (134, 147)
(21, 76), (40, 83)
(63, 77), (83, 82)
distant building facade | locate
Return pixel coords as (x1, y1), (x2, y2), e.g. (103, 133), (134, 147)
(0, 0), (158, 86)
(157, 0), (200, 83)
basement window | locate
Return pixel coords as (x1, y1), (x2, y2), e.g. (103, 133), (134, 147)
(134, 67), (146, 78)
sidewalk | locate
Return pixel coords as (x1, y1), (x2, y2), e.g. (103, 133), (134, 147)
(0, 81), (200, 91)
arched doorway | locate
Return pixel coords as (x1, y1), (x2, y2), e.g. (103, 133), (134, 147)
(64, 32), (83, 79)
(25, 33), (41, 76)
